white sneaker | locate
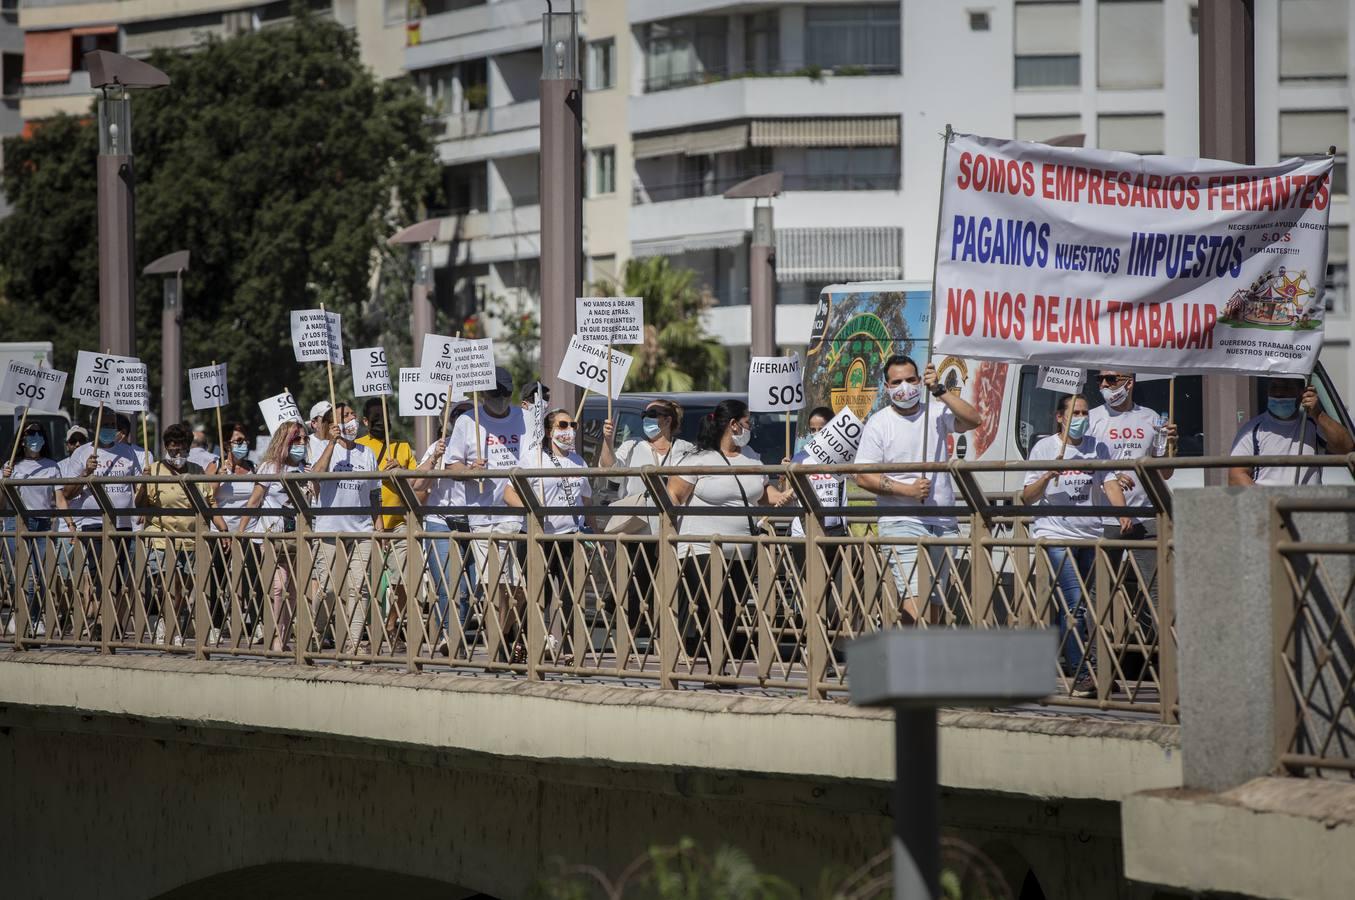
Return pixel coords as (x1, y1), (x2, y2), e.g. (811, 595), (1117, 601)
(172, 633), (185, 647)
(34, 620), (46, 637)
(252, 624), (264, 643)
(154, 620), (166, 644)
(4, 617), (14, 636)
(208, 627), (221, 644)
(545, 634), (560, 657)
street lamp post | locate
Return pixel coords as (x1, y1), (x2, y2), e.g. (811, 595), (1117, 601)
(390, 217), (443, 454)
(85, 51), (169, 359)
(849, 630), (1055, 898)
(143, 250), (190, 427)
(539, 5), (582, 407)
(724, 172), (784, 359)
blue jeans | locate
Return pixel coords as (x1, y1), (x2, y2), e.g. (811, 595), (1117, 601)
(1046, 545), (1096, 677)
(3, 517), (51, 624)
(424, 517), (476, 642)
(877, 519), (960, 609)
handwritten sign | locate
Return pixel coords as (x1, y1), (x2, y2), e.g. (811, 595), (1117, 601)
(0, 361), (67, 413)
(399, 367), (465, 418)
(258, 389), (303, 435)
(1036, 366), (1086, 395)
(188, 363), (229, 411)
(748, 354), (805, 413)
(804, 406), (864, 465)
(73, 350), (135, 407)
(558, 335), (634, 400)
(351, 346), (392, 396)
(452, 338), (496, 394)
(111, 360), (149, 412)
(290, 309), (343, 365)
(576, 296), (644, 345)
(418, 333), (460, 385)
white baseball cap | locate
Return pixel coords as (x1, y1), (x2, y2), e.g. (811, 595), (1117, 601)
(308, 401), (332, 420)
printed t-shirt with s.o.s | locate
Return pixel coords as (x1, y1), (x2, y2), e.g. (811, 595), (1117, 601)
(1022, 434), (1117, 540)
(443, 405), (527, 529)
(313, 443), (378, 533)
(63, 441), (145, 529)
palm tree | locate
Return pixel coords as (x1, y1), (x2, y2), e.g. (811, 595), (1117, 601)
(592, 257), (728, 392)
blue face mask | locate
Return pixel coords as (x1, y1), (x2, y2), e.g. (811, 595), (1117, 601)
(231, 443), (250, 460)
(793, 435), (809, 454)
(1268, 397), (1299, 419)
(642, 419), (662, 440)
(288, 444), (306, 463)
(23, 435), (44, 453)
(1066, 416), (1089, 440)
(97, 428), (117, 446)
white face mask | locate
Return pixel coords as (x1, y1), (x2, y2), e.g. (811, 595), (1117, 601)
(1100, 384), (1130, 407)
(553, 428), (576, 452)
(340, 421), (359, 440)
(731, 425), (751, 449)
(887, 381), (922, 409)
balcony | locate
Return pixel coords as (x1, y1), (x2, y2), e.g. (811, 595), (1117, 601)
(406, 0), (541, 68)
(21, 67), (90, 99)
(433, 99), (539, 163)
(633, 171), (900, 204)
(431, 203), (541, 267)
(629, 72), (901, 134)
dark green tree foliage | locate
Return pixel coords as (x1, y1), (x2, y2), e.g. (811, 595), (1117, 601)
(0, 11), (439, 425)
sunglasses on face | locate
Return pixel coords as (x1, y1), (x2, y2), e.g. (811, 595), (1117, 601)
(641, 409), (666, 419)
(554, 421), (577, 430)
(1098, 375), (1129, 385)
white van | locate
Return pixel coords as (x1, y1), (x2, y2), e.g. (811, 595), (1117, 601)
(804, 280), (1354, 495)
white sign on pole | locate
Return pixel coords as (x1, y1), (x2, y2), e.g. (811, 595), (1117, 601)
(351, 347), (393, 396)
(576, 296), (644, 345)
(72, 350), (135, 407)
(258, 389), (303, 435)
(804, 406), (865, 465)
(289, 309), (343, 365)
(418, 333), (460, 385)
(1036, 365), (1086, 395)
(451, 338), (497, 394)
(747, 353), (806, 413)
(188, 363), (229, 411)
(111, 360), (150, 413)
(0, 361), (67, 413)
(399, 367), (465, 418)
(558, 335), (634, 400)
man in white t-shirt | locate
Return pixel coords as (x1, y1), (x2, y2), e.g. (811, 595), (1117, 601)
(437, 367), (528, 662)
(854, 355), (981, 621)
(306, 400), (332, 466)
(1230, 377), (1354, 485)
(1087, 370), (1177, 633)
(309, 402), (380, 655)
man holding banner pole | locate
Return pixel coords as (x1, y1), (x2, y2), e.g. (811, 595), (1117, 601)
(853, 356), (980, 622)
(1228, 376), (1352, 486)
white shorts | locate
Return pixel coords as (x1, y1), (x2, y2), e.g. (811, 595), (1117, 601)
(471, 522), (524, 588)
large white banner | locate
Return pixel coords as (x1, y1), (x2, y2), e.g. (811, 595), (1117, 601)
(933, 133), (1334, 376)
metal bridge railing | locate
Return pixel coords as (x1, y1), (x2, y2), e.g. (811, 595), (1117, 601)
(5, 456), (1346, 723)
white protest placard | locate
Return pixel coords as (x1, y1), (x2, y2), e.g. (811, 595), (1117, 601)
(72, 350), (135, 407)
(111, 360), (150, 412)
(747, 353), (806, 413)
(576, 296), (644, 346)
(258, 389), (303, 435)
(399, 367), (465, 418)
(188, 363), (229, 411)
(418, 333), (460, 385)
(1036, 365), (1085, 395)
(351, 346), (392, 396)
(804, 406), (865, 465)
(451, 338), (497, 394)
(558, 335), (634, 400)
(933, 132), (1335, 376)
(290, 309), (343, 365)
(0, 361), (67, 413)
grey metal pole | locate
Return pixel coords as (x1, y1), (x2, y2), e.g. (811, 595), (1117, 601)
(894, 708), (940, 899)
(750, 204), (775, 358)
(161, 272), (182, 426)
(1199, 0), (1255, 483)
(97, 89), (136, 357)
(412, 243), (434, 453)
(539, 11), (583, 409)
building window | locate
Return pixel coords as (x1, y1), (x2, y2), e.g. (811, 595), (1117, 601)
(1280, 109), (1348, 196)
(1015, 114), (1083, 144)
(1, 52), (20, 99)
(969, 10), (992, 31)
(643, 18), (728, 92)
(587, 38), (615, 91)
(1280, 0), (1347, 82)
(797, 147), (900, 191)
(591, 147), (616, 197)
(1098, 113), (1164, 155)
(804, 5), (901, 73)
(1098, 1), (1163, 89)
(1325, 225), (1349, 315)
(744, 11), (780, 74)
(1015, 0), (1081, 89)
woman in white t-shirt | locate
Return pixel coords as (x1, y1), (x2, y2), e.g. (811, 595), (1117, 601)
(3, 423), (61, 634)
(210, 421), (261, 644)
(507, 409), (594, 664)
(238, 421), (308, 652)
(667, 399), (792, 672)
(1022, 394), (1129, 696)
